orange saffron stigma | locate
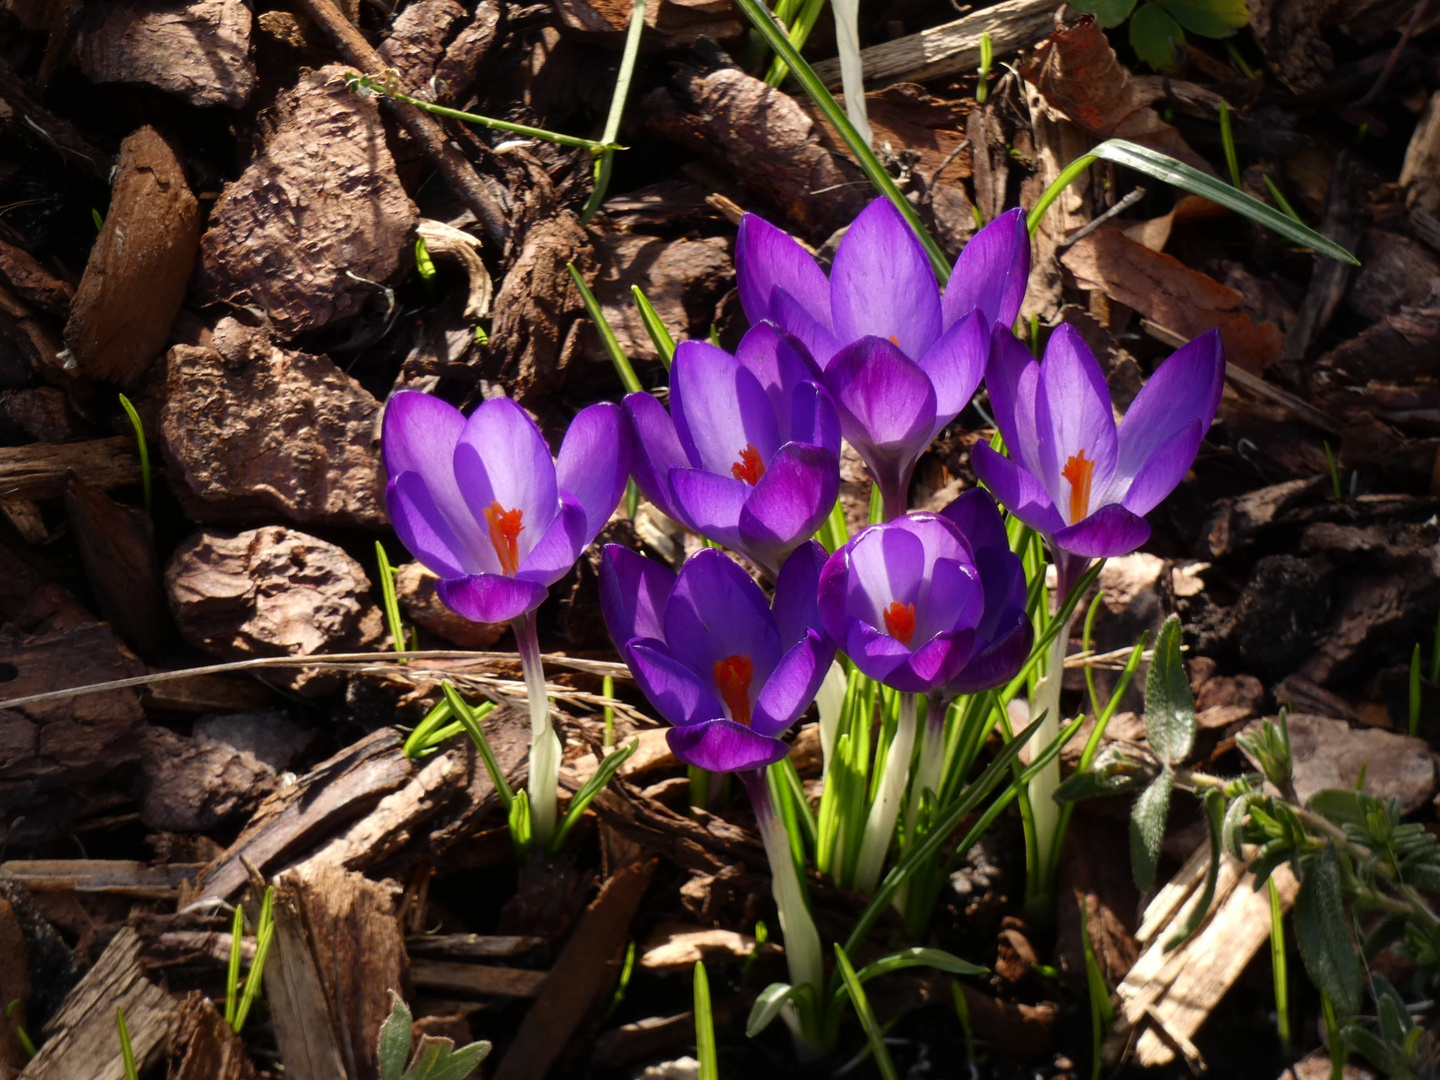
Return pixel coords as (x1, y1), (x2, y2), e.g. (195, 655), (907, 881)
(731, 444), (766, 486)
(1061, 449), (1096, 523)
(713, 654), (754, 727)
(483, 501), (524, 576)
(883, 601), (916, 647)
(888, 335), (900, 346)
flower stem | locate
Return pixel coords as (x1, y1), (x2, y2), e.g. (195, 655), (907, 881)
(854, 691), (918, 894)
(739, 769), (824, 1001)
(906, 696), (946, 845)
(1026, 604), (1075, 911)
(513, 610), (559, 846)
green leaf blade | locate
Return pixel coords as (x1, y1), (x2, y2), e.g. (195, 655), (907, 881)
(1293, 842), (1362, 1016)
(1155, 0), (1248, 38)
(1145, 615), (1195, 766)
(1130, 768), (1174, 892)
(1130, 3), (1186, 73)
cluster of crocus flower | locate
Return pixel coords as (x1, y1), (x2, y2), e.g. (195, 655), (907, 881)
(379, 194), (1225, 1013)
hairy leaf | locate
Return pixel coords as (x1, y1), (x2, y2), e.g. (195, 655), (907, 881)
(378, 993), (414, 1080)
(1144, 615), (1195, 766)
(1156, 0), (1247, 38)
(1164, 789), (1225, 949)
(1130, 768), (1174, 892)
(1130, 3), (1186, 71)
(1294, 842), (1361, 1016)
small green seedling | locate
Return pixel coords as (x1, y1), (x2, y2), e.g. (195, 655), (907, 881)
(377, 992), (490, 1080)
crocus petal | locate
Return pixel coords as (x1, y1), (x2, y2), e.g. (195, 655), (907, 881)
(770, 287), (842, 368)
(1052, 503), (1151, 559)
(556, 401), (631, 541)
(787, 382), (842, 456)
(983, 327), (1036, 457)
(1035, 324), (1117, 518)
(663, 548), (782, 683)
(736, 322), (826, 414)
(1118, 419), (1204, 516)
(753, 630), (832, 735)
(515, 492), (588, 586)
(1113, 329), (1224, 488)
(826, 336), (937, 465)
(970, 544), (1028, 642)
(942, 208), (1030, 330)
(970, 444), (1065, 535)
(624, 391), (687, 520)
(666, 720), (790, 773)
(668, 468), (748, 550)
(436, 573), (548, 624)
(845, 524), (926, 625)
(454, 398), (559, 563)
(946, 617), (1033, 695)
(830, 199), (942, 359)
(626, 640), (728, 728)
(900, 628), (976, 692)
(383, 392), (482, 572)
(938, 488), (1010, 559)
(599, 544), (675, 646)
(916, 309), (988, 438)
(387, 472), (478, 580)
(771, 540), (827, 647)
(843, 620), (918, 685)
(736, 214), (833, 331)
(916, 557), (983, 642)
(737, 443), (840, 574)
(671, 341), (781, 473)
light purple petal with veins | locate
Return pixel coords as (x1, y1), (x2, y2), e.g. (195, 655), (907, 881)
(943, 208), (1030, 330)
(515, 493), (588, 586)
(1118, 420), (1204, 516)
(436, 573), (548, 624)
(736, 443), (840, 574)
(386, 473), (481, 580)
(1113, 328), (1224, 489)
(916, 309), (989, 440)
(667, 720), (790, 772)
(1052, 502), (1151, 558)
(454, 398), (559, 564)
(624, 391), (687, 520)
(1034, 325), (1117, 519)
(668, 467), (748, 550)
(753, 630), (832, 735)
(662, 548), (782, 685)
(670, 341), (781, 473)
(599, 544), (675, 647)
(736, 213), (833, 331)
(556, 401), (631, 541)
(830, 199), (942, 360)
(970, 444), (1065, 536)
(626, 640), (728, 728)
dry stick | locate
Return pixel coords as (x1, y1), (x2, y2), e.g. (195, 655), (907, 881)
(293, 0), (507, 250)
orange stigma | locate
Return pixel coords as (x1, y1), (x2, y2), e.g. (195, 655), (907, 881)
(883, 601), (916, 646)
(713, 654), (754, 727)
(731, 444), (766, 486)
(483, 501), (524, 576)
(888, 335), (900, 346)
(1061, 449), (1096, 523)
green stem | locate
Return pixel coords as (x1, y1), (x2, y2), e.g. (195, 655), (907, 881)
(513, 611), (558, 845)
(581, 0), (648, 221)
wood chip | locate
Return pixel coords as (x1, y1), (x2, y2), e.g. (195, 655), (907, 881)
(165, 991), (258, 1080)
(0, 861), (202, 898)
(410, 959), (548, 997)
(0, 438), (142, 501)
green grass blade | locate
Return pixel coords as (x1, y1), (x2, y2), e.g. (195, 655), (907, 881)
(549, 738), (639, 852)
(567, 263), (643, 392)
(695, 961), (719, 1080)
(225, 901), (245, 1026)
(1269, 875), (1292, 1055)
(233, 885), (275, 1034)
(117, 394), (151, 514)
(732, 0), (952, 282)
(441, 682), (514, 809)
(375, 542), (408, 662)
(1026, 139), (1359, 266)
(833, 946), (900, 1080)
(582, 0), (648, 222)
(117, 1009), (140, 1080)
(631, 285), (675, 368)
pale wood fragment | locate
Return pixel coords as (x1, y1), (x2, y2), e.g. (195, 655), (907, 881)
(809, 0), (1054, 87)
(18, 927), (179, 1080)
(410, 959), (547, 998)
(165, 991), (258, 1080)
(0, 438), (141, 500)
(0, 860), (202, 899)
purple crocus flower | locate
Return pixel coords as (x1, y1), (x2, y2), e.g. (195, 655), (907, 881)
(383, 391), (631, 624)
(817, 513), (986, 694)
(599, 542), (834, 772)
(935, 489), (1032, 698)
(626, 324), (840, 575)
(971, 324), (1225, 591)
(735, 199), (1030, 519)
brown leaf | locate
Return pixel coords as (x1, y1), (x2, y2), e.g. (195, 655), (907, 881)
(1061, 225), (1283, 371)
(1021, 15), (1212, 174)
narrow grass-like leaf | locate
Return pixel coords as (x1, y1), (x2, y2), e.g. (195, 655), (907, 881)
(233, 885), (275, 1034)
(1218, 100), (1241, 188)
(442, 682), (514, 809)
(1130, 768), (1173, 893)
(834, 945), (900, 1080)
(733, 0), (951, 281)
(567, 263), (642, 392)
(1145, 615), (1194, 766)
(1080, 902), (1113, 1080)
(695, 962), (719, 1080)
(1027, 139), (1360, 266)
(117, 1009), (140, 1080)
(581, 0), (648, 222)
(1164, 788), (1225, 949)
(631, 285), (675, 368)
(845, 947), (986, 996)
(376, 542), (408, 662)
(549, 738), (639, 852)
(1410, 643), (1423, 738)
(1269, 876), (1292, 1055)
(117, 394), (151, 514)
(1294, 842), (1361, 1016)
(224, 901), (245, 1026)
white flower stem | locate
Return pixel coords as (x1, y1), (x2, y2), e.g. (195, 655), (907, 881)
(906, 697), (946, 842)
(513, 610), (559, 846)
(1026, 605), (1076, 900)
(854, 690), (918, 894)
(741, 770), (823, 1000)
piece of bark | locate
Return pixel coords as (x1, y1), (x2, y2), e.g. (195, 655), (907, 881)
(0, 861), (201, 899)
(265, 864), (408, 1080)
(0, 238), (72, 315)
(377, 0), (467, 88)
(62, 126), (200, 388)
(165, 526), (383, 693)
(165, 991), (257, 1080)
(1311, 301), (1440, 388)
(0, 57), (110, 178)
(637, 923), (756, 972)
(492, 859), (656, 1080)
(0, 437), (141, 500)
(138, 725), (277, 832)
(73, 0), (255, 108)
(2, 388), (84, 444)
(644, 66), (869, 244)
(65, 479), (169, 658)
(1021, 15), (1211, 173)
(394, 563), (504, 649)
(1402, 92), (1440, 217)
(192, 713), (530, 903)
(810, 0), (1052, 87)
(17, 927), (180, 1080)
(1020, 78), (1093, 323)
(1062, 225), (1285, 372)
(0, 623), (146, 813)
(584, 231), (731, 367)
(555, 0), (741, 45)
(1347, 229), (1440, 323)
(410, 959), (547, 997)
(192, 711), (310, 771)
(0, 895), (28, 1078)
(1282, 155), (1365, 362)
(1241, 714), (1435, 814)
(159, 321), (385, 528)
(197, 64), (418, 340)
(0, 284), (61, 389)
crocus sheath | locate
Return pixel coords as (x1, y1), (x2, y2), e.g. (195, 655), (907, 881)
(626, 325), (841, 576)
(736, 199), (1029, 519)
